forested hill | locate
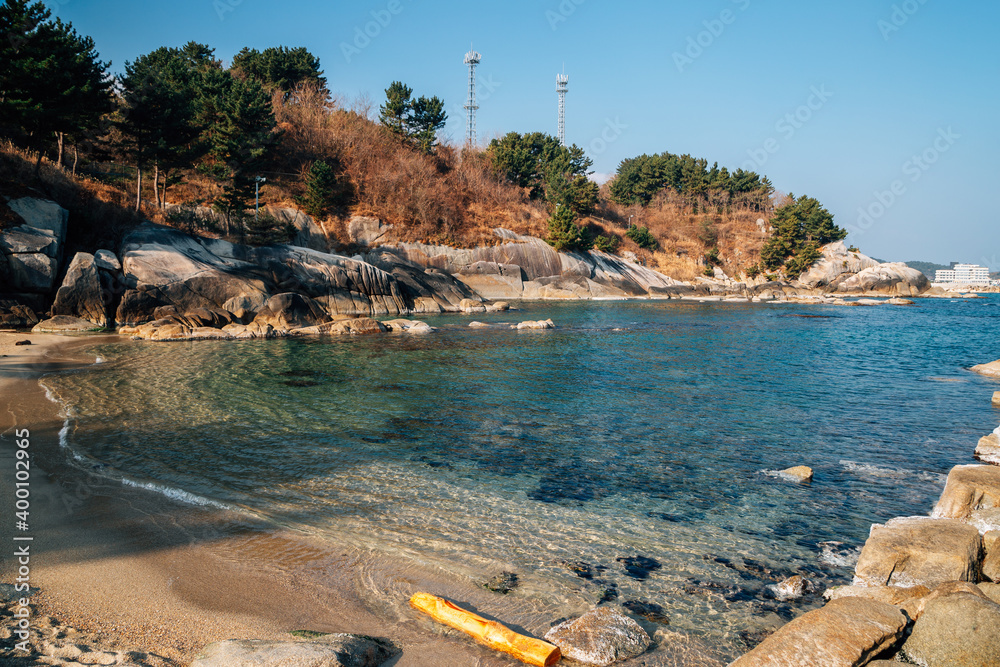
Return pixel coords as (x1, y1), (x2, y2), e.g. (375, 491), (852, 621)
(1, 0), (846, 282)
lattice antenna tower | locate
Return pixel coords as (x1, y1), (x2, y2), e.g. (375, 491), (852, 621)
(463, 48), (482, 146)
(557, 71), (569, 146)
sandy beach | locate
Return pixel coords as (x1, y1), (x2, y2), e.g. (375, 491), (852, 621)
(4, 331), (710, 667)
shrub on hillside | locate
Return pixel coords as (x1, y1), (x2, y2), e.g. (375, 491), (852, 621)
(626, 225), (657, 250)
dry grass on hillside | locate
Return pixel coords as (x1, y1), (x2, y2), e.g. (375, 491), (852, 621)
(0, 141), (144, 254)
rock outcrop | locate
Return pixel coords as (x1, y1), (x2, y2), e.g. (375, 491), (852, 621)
(0, 197), (68, 294)
(853, 516), (983, 588)
(32, 315), (104, 332)
(543, 606), (651, 666)
(727, 597), (907, 667)
(50, 252), (114, 327)
(114, 223), (477, 327)
(795, 241), (930, 296)
(381, 229), (693, 300)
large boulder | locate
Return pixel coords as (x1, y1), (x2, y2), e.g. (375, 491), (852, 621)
(853, 516), (983, 588)
(797, 241), (882, 289)
(933, 464), (1000, 521)
(0, 197), (68, 294)
(543, 606), (651, 666)
(347, 216), (393, 248)
(984, 531), (1000, 582)
(900, 591), (1000, 666)
(832, 263), (929, 296)
(191, 635), (398, 667)
(0, 300), (40, 328)
(51, 253), (109, 327)
(727, 597), (907, 667)
(268, 207), (328, 252)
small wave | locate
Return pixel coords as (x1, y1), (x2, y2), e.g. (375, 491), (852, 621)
(121, 478), (231, 510)
(94, 356), (105, 364)
(817, 541), (861, 568)
(839, 460), (945, 484)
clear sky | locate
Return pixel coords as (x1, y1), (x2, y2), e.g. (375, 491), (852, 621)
(51, 0), (999, 267)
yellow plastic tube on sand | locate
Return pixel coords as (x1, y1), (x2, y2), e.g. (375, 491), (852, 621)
(409, 592), (561, 666)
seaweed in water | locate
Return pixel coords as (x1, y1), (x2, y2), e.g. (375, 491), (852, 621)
(595, 581), (618, 604)
(558, 560), (607, 580)
(616, 555), (662, 580)
(622, 600), (670, 625)
(484, 571), (518, 594)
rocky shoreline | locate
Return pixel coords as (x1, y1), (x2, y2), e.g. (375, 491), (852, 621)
(2, 196), (964, 340)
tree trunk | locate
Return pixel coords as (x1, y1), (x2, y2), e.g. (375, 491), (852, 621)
(72, 146), (79, 176)
(153, 163), (161, 209)
(136, 166), (142, 211)
(56, 132), (64, 169)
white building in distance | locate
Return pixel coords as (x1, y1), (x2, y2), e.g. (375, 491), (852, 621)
(935, 263), (990, 286)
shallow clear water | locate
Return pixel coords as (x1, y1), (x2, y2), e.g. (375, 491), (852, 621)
(42, 296), (1000, 661)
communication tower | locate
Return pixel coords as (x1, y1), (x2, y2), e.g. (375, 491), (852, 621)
(557, 72), (569, 146)
(463, 49), (482, 146)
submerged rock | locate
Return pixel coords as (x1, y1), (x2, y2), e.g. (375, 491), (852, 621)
(621, 600), (669, 625)
(728, 597), (907, 667)
(769, 575), (813, 601)
(853, 516), (983, 588)
(778, 466), (813, 483)
(543, 606), (651, 666)
(616, 555), (662, 580)
(514, 319), (555, 330)
(192, 635), (399, 667)
(483, 571), (518, 594)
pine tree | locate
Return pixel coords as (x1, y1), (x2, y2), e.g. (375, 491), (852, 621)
(0, 0), (112, 168)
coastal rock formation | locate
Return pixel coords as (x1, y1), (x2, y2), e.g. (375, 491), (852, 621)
(932, 464), (1000, 520)
(977, 433), (1000, 465)
(382, 229), (692, 300)
(727, 597), (907, 667)
(0, 299), (40, 328)
(543, 606), (651, 666)
(192, 635), (399, 667)
(853, 516), (983, 588)
(795, 242), (929, 296)
(0, 197), (67, 294)
(347, 215), (393, 248)
(114, 223), (477, 327)
(51, 252), (111, 327)
(994, 392), (1000, 407)
(901, 589), (1000, 666)
(971, 359), (1000, 378)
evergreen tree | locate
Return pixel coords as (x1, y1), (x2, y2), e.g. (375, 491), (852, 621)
(546, 206), (592, 253)
(231, 46), (327, 99)
(300, 159), (351, 218)
(0, 0), (112, 167)
(487, 131), (593, 202)
(115, 46), (203, 208)
(377, 81), (447, 153)
(209, 74), (276, 215)
(760, 195), (845, 273)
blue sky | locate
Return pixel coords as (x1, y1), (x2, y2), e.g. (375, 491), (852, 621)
(53, 0), (998, 267)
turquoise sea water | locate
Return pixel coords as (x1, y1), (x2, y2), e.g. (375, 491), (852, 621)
(41, 296), (1000, 661)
